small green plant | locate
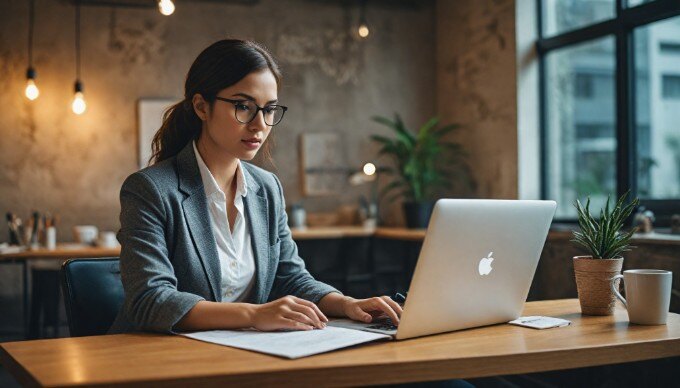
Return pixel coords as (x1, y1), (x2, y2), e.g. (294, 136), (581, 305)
(370, 114), (468, 203)
(572, 192), (640, 259)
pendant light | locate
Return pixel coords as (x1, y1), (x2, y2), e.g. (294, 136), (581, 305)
(158, 0), (175, 16)
(358, 0), (370, 39)
(25, 0), (39, 101)
(72, 1), (86, 115)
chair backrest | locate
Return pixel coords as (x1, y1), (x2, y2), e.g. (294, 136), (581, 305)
(60, 258), (123, 337)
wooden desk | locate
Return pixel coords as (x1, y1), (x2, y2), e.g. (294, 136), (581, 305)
(2, 299), (679, 387)
(0, 245), (121, 338)
(0, 246), (120, 262)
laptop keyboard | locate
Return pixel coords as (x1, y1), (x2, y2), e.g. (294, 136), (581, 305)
(367, 317), (398, 331)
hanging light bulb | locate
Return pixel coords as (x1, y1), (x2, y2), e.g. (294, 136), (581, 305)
(72, 81), (86, 115)
(358, 0), (370, 39)
(158, 0), (175, 16)
(358, 23), (370, 38)
(72, 4), (86, 115)
(25, 0), (39, 101)
(25, 68), (39, 100)
(363, 162), (376, 176)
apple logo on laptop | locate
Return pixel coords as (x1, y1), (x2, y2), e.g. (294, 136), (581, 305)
(478, 252), (494, 276)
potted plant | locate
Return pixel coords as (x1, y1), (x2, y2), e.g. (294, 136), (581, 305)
(572, 192), (639, 315)
(370, 114), (469, 228)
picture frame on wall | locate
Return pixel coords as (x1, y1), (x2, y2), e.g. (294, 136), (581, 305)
(137, 98), (177, 169)
(299, 132), (348, 196)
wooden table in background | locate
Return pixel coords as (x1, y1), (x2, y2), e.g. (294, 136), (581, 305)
(1, 299), (679, 387)
(0, 245), (121, 338)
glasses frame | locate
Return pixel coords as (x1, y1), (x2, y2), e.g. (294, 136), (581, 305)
(215, 97), (288, 126)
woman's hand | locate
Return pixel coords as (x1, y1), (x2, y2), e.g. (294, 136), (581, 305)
(342, 296), (403, 324)
(252, 295), (328, 331)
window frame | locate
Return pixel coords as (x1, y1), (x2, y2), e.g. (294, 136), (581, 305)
(536, 0), (680, 224)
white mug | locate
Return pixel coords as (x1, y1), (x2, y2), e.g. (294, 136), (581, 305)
(610, 269), (673, 325)
(73, 225), (98, 245)
(97, 231), (119, 248)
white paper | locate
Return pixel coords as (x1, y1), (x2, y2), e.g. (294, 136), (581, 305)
(180, 326), (391, 359)
(508, 316), (571, 329)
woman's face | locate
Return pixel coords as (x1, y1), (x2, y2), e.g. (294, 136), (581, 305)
(194, 69), (278, 161)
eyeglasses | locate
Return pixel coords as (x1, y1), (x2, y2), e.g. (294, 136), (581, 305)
(215, 97), (288, 126)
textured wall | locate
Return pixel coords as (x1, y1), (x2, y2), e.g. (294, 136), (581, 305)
(436, 0), (518, 199)
(0, 0), (435, 332)
(0, 0), (436, 244)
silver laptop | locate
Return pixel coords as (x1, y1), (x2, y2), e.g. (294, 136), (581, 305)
(329, 199), (556, 340)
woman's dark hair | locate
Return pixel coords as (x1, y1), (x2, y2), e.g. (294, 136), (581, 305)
(149, 39), (281, 165)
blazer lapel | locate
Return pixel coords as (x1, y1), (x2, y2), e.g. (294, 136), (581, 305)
(177, 143), (222, 302)
(242, 164), (271, 304)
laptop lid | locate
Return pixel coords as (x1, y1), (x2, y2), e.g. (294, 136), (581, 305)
(395, 199), (556, 340)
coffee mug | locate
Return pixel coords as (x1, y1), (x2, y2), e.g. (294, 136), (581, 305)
(73, 225), (98, 245)
(97, 231), (119, 248)
(609, 269), (673, 325)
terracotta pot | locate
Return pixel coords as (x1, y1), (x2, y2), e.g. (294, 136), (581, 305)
(573, 256), (624, 315)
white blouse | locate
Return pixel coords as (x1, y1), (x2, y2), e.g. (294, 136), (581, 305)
(193, 141), (256, 302)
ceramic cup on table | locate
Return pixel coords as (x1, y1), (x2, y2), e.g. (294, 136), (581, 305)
(609, 269), (673, 325)
(73, 225), (98, 246)
(97, 231), (119, 248)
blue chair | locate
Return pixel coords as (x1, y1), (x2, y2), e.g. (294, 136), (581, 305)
(60, 258), (123, 337)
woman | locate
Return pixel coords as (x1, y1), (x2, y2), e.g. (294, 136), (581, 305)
(109, 39), (402, 334)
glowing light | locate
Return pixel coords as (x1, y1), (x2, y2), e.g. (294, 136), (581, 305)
(363, 162), (376, 176)
(358, 23), (370, 38)
(158, 0), (175, 16)
(72, 91), (86, 115)
(25, 78), (39, 100)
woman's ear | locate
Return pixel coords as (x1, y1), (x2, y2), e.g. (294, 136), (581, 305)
(192, 93), (209, 121)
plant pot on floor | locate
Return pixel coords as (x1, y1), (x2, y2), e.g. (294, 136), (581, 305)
(403, 201), (435, 229)
(573, 256), (623, 315)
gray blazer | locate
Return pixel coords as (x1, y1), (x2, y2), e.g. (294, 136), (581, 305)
(109, 142), (341, 334)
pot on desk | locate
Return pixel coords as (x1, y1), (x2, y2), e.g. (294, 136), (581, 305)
(573, 256), (623, 315)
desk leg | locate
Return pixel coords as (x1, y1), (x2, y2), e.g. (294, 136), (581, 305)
(22, 260), (29, 339)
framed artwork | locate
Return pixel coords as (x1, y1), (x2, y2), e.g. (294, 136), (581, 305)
(137, 98), (177, 169)
(299, 132), (347, 196)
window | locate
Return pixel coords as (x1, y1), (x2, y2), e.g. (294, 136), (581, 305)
(542, 0), (615, 37)
(659, 42), (680, 54)
(538, 0), (680, 222)
(636, 17), (680, 201)
(661, 75), (680, 98)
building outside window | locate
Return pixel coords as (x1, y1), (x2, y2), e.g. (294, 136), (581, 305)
(538, 0), (680, 221)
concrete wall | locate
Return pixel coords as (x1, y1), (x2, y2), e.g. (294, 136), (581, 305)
(0, 0), (435, 332)
(436, 0), (518, 199)
(0, 0), (521, 333)
(0, 0), (436, 244)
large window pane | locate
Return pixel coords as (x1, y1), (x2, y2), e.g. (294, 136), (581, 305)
(545, 37), (616, 218)
(542, 0), (615, 37)
(628, 0), (656, 8)
(635, 16), (680, 199)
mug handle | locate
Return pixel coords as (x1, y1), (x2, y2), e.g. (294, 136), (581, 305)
(610, 274), (627, 308)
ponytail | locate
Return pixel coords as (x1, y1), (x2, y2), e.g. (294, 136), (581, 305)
(149, 99), (202, 165)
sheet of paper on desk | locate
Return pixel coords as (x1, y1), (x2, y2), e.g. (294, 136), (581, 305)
(180, 326), (391, 359)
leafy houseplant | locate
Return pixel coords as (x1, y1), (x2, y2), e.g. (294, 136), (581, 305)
(572, 192), (639, 316)
(370, 114), (468, 228)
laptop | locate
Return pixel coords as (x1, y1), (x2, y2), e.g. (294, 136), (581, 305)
(328, 199), (556, 340)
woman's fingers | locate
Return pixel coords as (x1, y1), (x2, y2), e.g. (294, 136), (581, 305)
(290, 296), (328, 322)
(287, 299), (324, 329)
(281, 318), (314, 331)
(370, 297), (400, 324)
(351, 304), (373, 323)
(381, 296), (403, 317)
(285, 311), (318, 328)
